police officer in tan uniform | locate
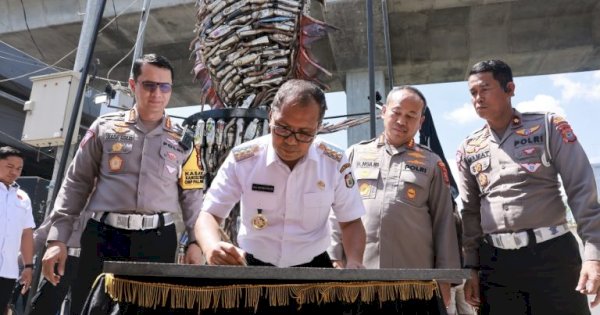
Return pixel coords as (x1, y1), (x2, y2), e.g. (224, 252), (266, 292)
(457, 59), (600, 315)
(41, 54), (204, 314)
(329, 86), (461, 306)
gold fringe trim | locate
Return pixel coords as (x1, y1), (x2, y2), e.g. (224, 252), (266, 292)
(104, 274), (439, 310)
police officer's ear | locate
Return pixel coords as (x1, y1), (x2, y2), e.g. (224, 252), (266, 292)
(419, 114), (426, 128)
(129, 78), (136, 93)
(504, 82), (515, 97)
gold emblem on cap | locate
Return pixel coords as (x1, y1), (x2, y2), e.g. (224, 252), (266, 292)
(317, 180), (325, 190)
(252, 212), (268, 230)
(112, 142), (124, 152)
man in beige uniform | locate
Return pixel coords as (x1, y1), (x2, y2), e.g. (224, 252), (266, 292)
(41, 54), (204, 314)
(458, 59), (600, 315)
(329, 86), (461, 306)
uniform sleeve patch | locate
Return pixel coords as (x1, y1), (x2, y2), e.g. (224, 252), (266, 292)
(339, 162), (351, 173)
(179, 147), (205, 190)
(437, 161), (450, 186)
(344, 172), (355, 188)
(80, 130), (95, 148)
(556, 123), (577, 143)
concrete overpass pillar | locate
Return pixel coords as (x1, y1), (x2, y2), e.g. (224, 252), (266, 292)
(345, 71), (386, 146)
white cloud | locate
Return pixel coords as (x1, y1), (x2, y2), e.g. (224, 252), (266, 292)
(515, 94), (566, 117)
(550, 72), (600, 102)
(443, 103), (479, 124)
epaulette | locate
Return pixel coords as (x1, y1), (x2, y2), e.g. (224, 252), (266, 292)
(232, 143), (260, 162)
(521, 111), (547, 115)
(357, 138), (377, 145)
(100, 111), (126, 121)
(318, 141), (343, 162)
(415, 143), (433, 153)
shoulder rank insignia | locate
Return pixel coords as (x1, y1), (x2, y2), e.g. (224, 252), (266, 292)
(127, 109), (137, 122)
(233, 144), (260, 162)
(512, 115), (521, 126)
(318, 142), (343, 162)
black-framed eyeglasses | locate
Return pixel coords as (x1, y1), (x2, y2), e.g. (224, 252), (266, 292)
(139, 81), (172, 93)
(271, 124), (316, 143)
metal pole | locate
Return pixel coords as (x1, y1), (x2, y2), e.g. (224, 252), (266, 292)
(29, 2), (108, 312)
(129, 0), (153, 78)
(367, 0), (376, 138)
(381, 0), (394, 91)
(51, 0), (108, 205)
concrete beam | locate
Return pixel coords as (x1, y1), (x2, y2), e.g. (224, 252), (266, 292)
(1, 0), (599, 108)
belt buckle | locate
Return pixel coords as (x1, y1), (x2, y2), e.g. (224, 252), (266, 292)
(512, 233), (527, 249)
(129, 215), (143, 230)
(501, 234), (517, 249)
(142, 216), (156, 229)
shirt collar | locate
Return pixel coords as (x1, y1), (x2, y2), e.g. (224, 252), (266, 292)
(0, 181), (18, 192)
(128, 106), (171, 129)
(265, 134), (319, 167)
(381, 133), (415, 155)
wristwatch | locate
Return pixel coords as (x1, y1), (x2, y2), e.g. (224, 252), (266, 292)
(24, 264), (34, 269)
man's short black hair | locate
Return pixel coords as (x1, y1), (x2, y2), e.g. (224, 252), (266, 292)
(469, 59), (514, 92)
(271, 79), (328, 125)
(131, 54), (174, 82)
(0, 146), (24, 160)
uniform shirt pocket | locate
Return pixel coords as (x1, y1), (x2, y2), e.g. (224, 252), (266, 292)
(398, 171), (429, 207)
(355, 168), (379, 199)
(302, 191), (334, 229)
(103, 141), (133, 173)
(160, 145), (185, 181)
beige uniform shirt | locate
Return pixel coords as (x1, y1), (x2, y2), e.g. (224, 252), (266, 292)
(457, 110), (600, 267)
(330, 135), (460, 269)
(47, 108), (203, 244)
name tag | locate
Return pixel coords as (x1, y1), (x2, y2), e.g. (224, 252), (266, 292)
(252, 184), (275, 193)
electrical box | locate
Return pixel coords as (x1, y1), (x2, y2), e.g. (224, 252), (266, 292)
(99, 89), (134, 116)
(21, 71), (83, 147)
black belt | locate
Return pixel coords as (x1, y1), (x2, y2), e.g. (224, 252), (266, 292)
(245, 252), (333, 268)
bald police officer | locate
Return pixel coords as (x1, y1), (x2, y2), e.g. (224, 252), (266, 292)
(457, 59), (600, 315)
(196, 79), (366, 269)
(41, 54), (204, 314)
(329, 86), (461, 306)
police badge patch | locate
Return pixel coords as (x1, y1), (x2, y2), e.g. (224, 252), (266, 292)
(344, 172), (355, 188)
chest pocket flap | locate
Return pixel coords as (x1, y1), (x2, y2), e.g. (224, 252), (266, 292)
(355, 168), (380, 180)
